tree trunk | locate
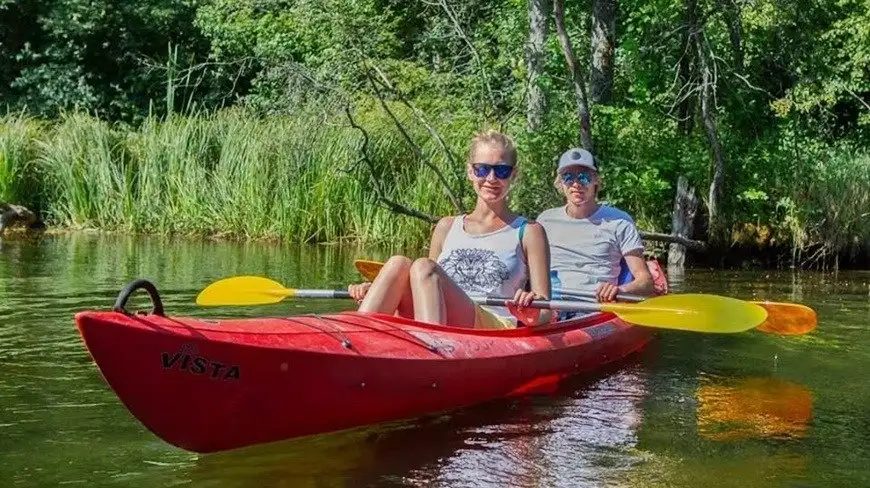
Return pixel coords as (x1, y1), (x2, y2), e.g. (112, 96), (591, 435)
(667, 176), (700, 271)
(590, 0), (616, 104)
(676, 0), (697, 135)
(695, 30), (727, 246)
(554, 0), (593, 150)
(717, 0), (744, 70)
(525, 0), (551, 132)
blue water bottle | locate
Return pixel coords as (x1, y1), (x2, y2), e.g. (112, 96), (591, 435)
(550, 270), (561, 299)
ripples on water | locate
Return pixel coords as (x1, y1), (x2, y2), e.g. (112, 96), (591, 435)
(1, 234), (869, 487)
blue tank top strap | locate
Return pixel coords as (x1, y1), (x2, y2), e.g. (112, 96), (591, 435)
(517, 217), (528, 243)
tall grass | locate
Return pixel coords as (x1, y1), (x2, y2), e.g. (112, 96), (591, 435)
(785, 151), (870, 268)
(38, 114), (129, 228)
(0, 112), (43, 208)
(1, 106), (461, 246)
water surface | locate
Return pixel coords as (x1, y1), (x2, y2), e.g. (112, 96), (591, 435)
(1, 233), (867, 487)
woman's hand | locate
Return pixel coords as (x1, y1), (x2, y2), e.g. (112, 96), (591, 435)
(347, 282), (372, 303)
(508, 289), (548, 326)
(512, 288), (545, 308)
(595, 282), (621, 303)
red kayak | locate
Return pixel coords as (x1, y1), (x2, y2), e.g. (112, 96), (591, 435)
(75, 280), (654, 453)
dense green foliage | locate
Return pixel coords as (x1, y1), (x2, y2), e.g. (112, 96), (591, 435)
(1, 0), (868, 267)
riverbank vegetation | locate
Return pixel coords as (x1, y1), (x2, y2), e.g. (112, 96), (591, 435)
(1, 0), (868, 268)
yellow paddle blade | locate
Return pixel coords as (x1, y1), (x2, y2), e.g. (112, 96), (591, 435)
(196, 276), (296, 306)
(754, 302), (818, 335)
(354, 259), (383, 281)
(600, 294), (768, 333)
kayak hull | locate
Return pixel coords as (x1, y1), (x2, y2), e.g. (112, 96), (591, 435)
(75, 310), (652, 453)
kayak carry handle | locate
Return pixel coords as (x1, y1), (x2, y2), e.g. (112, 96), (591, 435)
(113, 279), (165, 316)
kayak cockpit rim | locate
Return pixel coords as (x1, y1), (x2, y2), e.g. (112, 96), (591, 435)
(336, 310), (621, 337)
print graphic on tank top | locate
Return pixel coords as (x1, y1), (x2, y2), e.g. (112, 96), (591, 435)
(438, 248), (510, 290)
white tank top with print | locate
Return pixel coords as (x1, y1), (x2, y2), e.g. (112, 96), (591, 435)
(435, 215), (528, 318)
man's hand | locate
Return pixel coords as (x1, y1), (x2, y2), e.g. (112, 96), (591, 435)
(595, 282), (620, 303)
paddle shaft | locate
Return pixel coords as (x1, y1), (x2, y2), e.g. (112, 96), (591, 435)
(292, 289), (352, 299)
(470, 296), (671, 314)
(558, 288), (646, 303)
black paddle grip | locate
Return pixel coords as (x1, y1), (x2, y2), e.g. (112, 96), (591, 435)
(113, 279), (165, 316)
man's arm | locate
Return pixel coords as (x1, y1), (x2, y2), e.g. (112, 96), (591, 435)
(619, 250), (654, 296)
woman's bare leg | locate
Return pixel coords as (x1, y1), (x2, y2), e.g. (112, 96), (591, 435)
(358, 256), (414, 317)
(408, 258), (478, 327)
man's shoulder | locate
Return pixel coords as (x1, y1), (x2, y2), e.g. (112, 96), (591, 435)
(536, 206), (565, 222)
(596, 204), (636, 224)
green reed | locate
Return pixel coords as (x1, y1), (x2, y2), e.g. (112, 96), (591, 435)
(5, 106), (459, 246)
(786, 151), (870, 268)
(0, 112), (43, 207)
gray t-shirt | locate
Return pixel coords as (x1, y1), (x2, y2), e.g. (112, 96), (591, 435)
(536, 205), (644, 294)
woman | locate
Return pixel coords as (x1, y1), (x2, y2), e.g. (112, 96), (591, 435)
(348, 130), (551, 328)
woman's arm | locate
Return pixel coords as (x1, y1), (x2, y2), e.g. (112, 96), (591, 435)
(517, 221), (552, 324)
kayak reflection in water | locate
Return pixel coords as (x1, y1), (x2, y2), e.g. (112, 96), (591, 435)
(696, 376), (813, 441)
(536, 148), (659, 320)
(348, 129), (552, 329)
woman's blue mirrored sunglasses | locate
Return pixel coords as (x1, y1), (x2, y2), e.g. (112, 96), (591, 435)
(472, 163), (514, 179)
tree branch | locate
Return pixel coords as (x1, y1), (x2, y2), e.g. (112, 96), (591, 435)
(343, 106), (439, 224)
(731, 71), (774, 98)
(640, 231), (707, 251)
(695, 26), (727, 246)
(363, 66), (464, 213)
(368, 65), (465, 213)
(846, 88), (870, 112)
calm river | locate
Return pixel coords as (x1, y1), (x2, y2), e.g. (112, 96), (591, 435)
(1, 233), (868, 487)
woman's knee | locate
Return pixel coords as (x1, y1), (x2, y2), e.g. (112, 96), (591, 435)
(409, 258), (440, 284)
(383, 255), (412, 272)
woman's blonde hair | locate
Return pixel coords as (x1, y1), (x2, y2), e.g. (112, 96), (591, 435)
(466, 129), (518, 166)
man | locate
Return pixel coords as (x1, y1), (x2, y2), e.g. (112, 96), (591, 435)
(536, 148), (654, 304)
